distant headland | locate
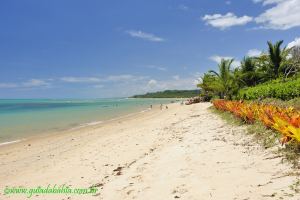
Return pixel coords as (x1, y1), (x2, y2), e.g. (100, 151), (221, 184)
(131, 89), (200, 98)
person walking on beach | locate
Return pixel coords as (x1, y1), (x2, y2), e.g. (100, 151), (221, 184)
(150, 105), (152, 109)
(166, 105), (168, 109)
(160, 104), (163, 110)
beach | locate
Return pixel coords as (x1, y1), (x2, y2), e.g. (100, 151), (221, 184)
(0, 102), (299, 200)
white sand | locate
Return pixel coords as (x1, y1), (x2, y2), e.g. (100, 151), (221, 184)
(0, 102), (299, 200)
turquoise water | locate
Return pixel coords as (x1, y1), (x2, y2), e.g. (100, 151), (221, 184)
(0, 98), (177, 143)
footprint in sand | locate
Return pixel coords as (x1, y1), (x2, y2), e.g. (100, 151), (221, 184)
(112, 166), (124, 176)
(126, 189), (134, 195)
(131, 174), (143, 182)
(172, 184), (188, 198)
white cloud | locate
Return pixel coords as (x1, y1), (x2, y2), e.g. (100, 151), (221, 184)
(192, 72), (203, 79)
(0, 79), (51, 89)
(0, 83), (18, 88)
(253, 0), (284, 6)
(287, 37), (300, 49)
(225, 1), (231, 5)
(145, 65), (167, 71)
(60, 74), (147, 85)
(144, 77), (197, 92)
(147, 79), (158, 88)
(173, 75), (180, 80)
(255, 0), (300, 30)
(119, 75), (199, 97)
(22, 79), (50, 87)
(231, 61), (241, 68)
(247, 49), (262, 57)
(126, 30), (165, 42)
(202, 12), (253, 30)
(210, 55), (233, 63)
(209, 55), (240, 68)
(60, 77), (101, 83)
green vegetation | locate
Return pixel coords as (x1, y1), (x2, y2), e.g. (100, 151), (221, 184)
(131, 89), (200, 98)
(238, 77), (300, 100)
(197, 40), (300, 101)
(205, 40), (300, 171)
(208, 59), (236, 99)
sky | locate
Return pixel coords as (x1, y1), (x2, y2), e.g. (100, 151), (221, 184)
(0, 0), (300, 98)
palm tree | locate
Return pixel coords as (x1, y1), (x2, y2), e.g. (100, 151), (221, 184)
(208, 59), (235, 99)
(197, 73), (222, 101)
(267, 40), (285, 78)
(239, 57), (259, 86)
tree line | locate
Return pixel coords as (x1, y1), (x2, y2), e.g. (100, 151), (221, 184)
(132, 90), (200, 98)
(197, 40), (300, 100)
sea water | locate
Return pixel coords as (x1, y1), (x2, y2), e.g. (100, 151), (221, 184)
(0, 98), (177, 144)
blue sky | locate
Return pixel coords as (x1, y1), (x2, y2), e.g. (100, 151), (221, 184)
(0, 0), (299, 98)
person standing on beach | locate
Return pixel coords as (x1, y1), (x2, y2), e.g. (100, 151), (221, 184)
(160, 104), (163, 110)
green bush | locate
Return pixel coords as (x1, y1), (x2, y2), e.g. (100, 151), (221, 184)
(238, 78), (300, 100)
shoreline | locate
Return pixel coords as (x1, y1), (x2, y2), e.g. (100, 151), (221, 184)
(0, 98), (179, 146)
(0, 139), (24, 147)
(0, 103), (167, 148)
